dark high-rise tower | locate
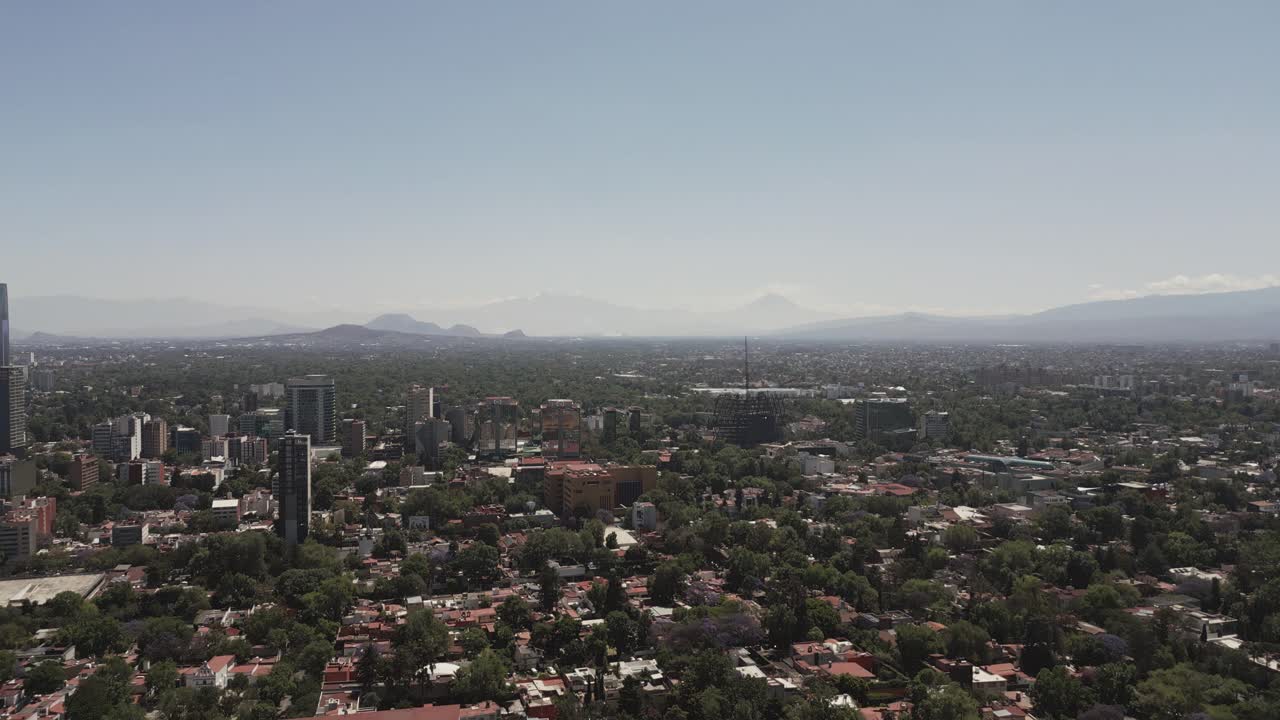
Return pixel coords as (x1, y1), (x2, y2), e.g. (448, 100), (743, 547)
(276, 432), (312, 545)
(0, 284), (25, 457)
(0, 283), (9, 367)
(285, 375), (337, 444)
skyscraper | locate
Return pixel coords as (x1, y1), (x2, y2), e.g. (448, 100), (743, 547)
(475, 397), (519, 457)
(276, 432), (311, 545)
(141, 418), (168, 459)
(540, 400), (582, 459)
(404, 384), (434, 445)
(0, 284), (24, 458)
(285, 375), (337, 444)
(0, 283), (9, 367)
(0, 367), (25, 457)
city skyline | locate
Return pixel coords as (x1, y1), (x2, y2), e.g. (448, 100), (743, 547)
(4, 3), (1278, 316)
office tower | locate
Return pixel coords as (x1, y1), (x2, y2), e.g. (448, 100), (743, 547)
(68, 454), (99, 491)
(209, 414), (231, 437)
(285, 375), (337, 444)
(475, 397), (519, 457)
(602, 407), (621, 443)
(0, 366), (25, 456)
(92, 421), (115, 457)
(276, 432), (312, 545)
(0, 513), (37, 563)
(920, 411), (951, 441)
(0, 456), (37, 497)
(404, 384), (434, 444)
(172, 426), (201, 455)
(852, 398), (916, 450)
(445, 406), (468, 444)
(413, 418), (451, 469)
(141, 418), (169, 459)
(540, 400), (582, 459)
(243, 391), (259, 412)
(341, 419), (366, 458)
(239, 408), (284, 443)
(0, 283), (9, 367)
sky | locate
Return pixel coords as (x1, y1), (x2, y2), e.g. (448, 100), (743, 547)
(3, 2), (1278, 319)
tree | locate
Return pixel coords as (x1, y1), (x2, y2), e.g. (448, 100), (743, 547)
(942, 524), (978, 552)
(497, 595), (533, 630)
(145, 659), (178, 699)
(1134, 664), (1247, 720)
(943, 620), (990, 663)
(650, 562), (685, 606)
(26, 660), (67, 695)
(0, 650), (15, 683)
(461, 627), (490, 658)
(1093, 662), (1135, 707)
(605, 611), (641, 655)
(539, 564), (563, 612)
(453, 543), (501, 587)
(915, 683), (979, 720)
(1030, 667), (1095, 720)
(356, 644), (381, 693)
(896, 624), (943, 673)
(66, 656), (137, 720)
(453, 648), (510, 702)
(395, 609), (449, 686)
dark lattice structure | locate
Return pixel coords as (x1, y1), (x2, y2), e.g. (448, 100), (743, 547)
(713, 392), (782, 447)
(713, 338), (783, 447)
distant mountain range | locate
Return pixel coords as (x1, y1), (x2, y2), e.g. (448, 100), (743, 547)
(776, 286), (1280, 343)
(10, 287), (1280, 343)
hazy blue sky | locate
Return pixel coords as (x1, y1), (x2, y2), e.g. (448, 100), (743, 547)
(3, 2), (1278, 317)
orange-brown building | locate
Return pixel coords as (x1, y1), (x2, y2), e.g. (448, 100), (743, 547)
(544, 461), (657, 516)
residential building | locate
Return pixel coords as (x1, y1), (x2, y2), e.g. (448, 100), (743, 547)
(277, 432), (311, 545)
(118, 460), (166, 485)
(141, 418), (168, 459)
(342, 418), (367, 458)
(801, 454), (835, 475)
(111, 522), (150, 547)
(31, 368), (55, 392)
(184, 655), (234, 690)
(226, 434), (269, 466)
(285, 375), (337, 443)
(632, 501), (658, 531)
(211, 498), (241, 525)
(68, 454), (99, 491)
(540, 400), (582, 459)
(11, 496), (55, 537)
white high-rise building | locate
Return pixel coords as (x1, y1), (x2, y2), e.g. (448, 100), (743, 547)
(405, 384), (434, 443)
